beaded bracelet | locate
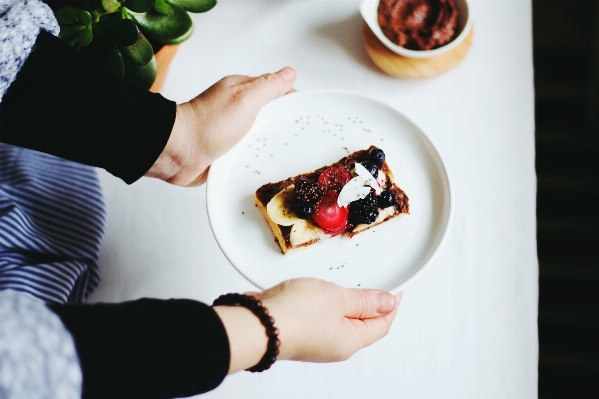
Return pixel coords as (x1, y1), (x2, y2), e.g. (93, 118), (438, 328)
(212, 293), (280, 372)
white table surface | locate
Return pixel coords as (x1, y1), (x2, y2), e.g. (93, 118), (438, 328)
(89, 1), (538, 398)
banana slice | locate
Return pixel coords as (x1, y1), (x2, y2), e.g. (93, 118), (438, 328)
(352, 206), (396, 233)
(290, 219), (329, 247)
(266, 185), (301, 226)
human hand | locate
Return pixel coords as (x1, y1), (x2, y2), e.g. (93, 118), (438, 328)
(213, 278), (402, 374)
(145, 67), (297, 186)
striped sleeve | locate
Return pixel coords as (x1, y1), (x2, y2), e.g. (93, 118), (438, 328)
(0, 144), (106, 304)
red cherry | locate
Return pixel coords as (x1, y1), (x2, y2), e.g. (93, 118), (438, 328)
(312, 191), (349, 232)
(317, 167), (351, 192)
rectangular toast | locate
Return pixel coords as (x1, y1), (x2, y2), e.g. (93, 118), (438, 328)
(255, 146), (409, 254)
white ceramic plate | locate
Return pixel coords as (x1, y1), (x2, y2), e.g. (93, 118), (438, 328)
(207, 90), (452, 294)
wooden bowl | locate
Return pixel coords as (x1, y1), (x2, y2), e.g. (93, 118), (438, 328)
(363, 23), (474, 78)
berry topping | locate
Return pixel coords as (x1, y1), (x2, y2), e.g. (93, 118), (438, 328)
(313, 191), (349, 232)
(295, 202), (313, 219)
(377, 190), (395, 208)
(354, 162), (382, 195)
(360, 192), (378, 208)
(349, 201), (379, 225)
(360, 161), (379, 178)
(317, 167), (351, 192)
(348, 193), (379, 225)
(369, 148), (386, 166)
(293, 177), (324, 204)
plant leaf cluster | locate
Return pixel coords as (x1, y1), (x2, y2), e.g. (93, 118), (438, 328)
(56, 0), (217, 89)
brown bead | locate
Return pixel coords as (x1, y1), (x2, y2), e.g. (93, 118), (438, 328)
(213, 293), (279, 373)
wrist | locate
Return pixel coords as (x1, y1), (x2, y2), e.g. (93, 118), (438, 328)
(144, 105), (188, 183)
(213, 305), (269, 374)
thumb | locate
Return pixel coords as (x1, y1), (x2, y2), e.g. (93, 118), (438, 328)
(344, 289), (397, 319)
(244, 67), (296, 106)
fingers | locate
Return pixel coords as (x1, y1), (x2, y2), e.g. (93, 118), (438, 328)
(349, 292), (403, 348)
(220, 75), (255, 87)
(343, 288), (397, 319)
(243, 67), (297, 107)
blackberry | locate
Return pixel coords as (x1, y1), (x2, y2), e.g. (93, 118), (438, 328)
(358, 192), (377, 208)
(360, 161), (378, 178)
(369, 148), (386, 166)
(377, 190), (395, 208)
(349, 202), (379, 225)
(293, 177), (324, 204)
(295, 202), (313, 219)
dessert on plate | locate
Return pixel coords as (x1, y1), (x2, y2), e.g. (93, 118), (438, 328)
(254, 146), (410, 254)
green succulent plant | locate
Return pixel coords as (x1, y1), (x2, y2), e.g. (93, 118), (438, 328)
(53, 0), (216, 89)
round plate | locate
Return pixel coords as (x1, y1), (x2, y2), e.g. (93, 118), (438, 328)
(207, 90), (453, 294)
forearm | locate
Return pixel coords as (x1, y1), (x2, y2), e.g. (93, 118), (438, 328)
(48, 298), (230, 399)
(212, 305), (271, 374)
(0, 30), (176, 184)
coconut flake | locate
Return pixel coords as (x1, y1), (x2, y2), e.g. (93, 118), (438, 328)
(337, 176), (366, 207)
(338, 186), (371, 207)
(354, 163), (382, 194)
(344, 176), (366, 190)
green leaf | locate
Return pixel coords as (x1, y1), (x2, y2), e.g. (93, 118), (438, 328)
(124, 0), (153, 13)
(130, 4), (193, 44)
(124, 55), (157, 89)
(80, 37), (125, 78)
(77, 27), (94, 47)
(64, 35), (79, 47)
(59, 24), (86, 43)
(167, 0), (216, 14)
(78, 10), (92, 26)
(101, 0), (121, 13)
(56, 7), (83, 24)
(118, 31), (154, 66)
(91, 10), (100, 23)
(95, 17), (139, 46)
(153, 0), (173, 16)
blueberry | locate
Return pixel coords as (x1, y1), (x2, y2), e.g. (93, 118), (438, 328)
(377, 190), (395, 208)
(360, 161), (378, 178)
(295, 202), (313, 219)
(369, 148), (385, 166)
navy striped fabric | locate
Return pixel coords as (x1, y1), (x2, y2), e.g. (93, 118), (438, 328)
(0, 143), (106, 304)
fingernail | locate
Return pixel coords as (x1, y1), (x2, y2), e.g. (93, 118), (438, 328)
(279, 67), (294, 80)
(376, 292), (396, 314)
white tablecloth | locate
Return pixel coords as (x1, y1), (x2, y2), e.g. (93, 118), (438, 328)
(89, 1), (538, 398)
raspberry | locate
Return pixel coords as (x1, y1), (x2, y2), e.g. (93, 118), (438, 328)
(293, 177), (324, 204)
(349, 202), (379, 225)
(318, 167), (351, 192)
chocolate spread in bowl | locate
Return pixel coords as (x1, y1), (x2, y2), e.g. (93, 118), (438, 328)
(378, 0), (459, 51)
